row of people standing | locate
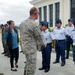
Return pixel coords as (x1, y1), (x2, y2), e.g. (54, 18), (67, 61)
(0, 20), (19, 71)
(0, 24), (10, 57)
(53, 19), (75, 64)
(66, 19), (74, 59)
(39, 19), (75, 73)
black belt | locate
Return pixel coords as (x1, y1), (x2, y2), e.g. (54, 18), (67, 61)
(56, 40), (65, 42)
(47, 43), (52, 45)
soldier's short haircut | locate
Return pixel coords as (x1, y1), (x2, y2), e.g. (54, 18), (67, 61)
(30, 7), (38, 16)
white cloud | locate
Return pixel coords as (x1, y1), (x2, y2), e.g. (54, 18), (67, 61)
(0, 0), (33, 25)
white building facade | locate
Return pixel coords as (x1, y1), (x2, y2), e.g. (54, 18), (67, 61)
(30, 0), (75, 27)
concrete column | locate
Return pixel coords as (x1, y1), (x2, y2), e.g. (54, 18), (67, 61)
(63, 0), (70, 25)
(60, 0), (64, 25)
(47, 5), (49, 22)
(42, 7), (44, 21)
(53, 3), (55, 27)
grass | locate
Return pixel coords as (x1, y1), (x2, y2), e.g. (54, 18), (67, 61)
(70, 45), (72, 51)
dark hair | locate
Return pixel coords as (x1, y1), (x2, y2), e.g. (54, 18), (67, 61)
(73, 22), (75, 26)
(30, 7), (38, 16)
(7, 20), (14, 25)
(46, 25), (48, 28)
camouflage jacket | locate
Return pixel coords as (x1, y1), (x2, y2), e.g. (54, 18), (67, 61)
(20, 17), (45, 52)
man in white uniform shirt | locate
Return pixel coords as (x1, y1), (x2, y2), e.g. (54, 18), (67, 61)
(39, 21), (53, 72)
(71, 23), (75, 64)
(66, 19), (74, 59)
(53, 19), (67, 67)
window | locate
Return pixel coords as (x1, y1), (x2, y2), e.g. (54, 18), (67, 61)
(39, 7), (42, 24)
(43, 6), (47, 21)
(49, 4), (53, 27)
(55, 2), (60, 25)
(71, 0), (75, 22)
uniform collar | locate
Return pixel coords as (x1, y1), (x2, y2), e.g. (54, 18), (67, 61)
(45, 29), (48, 32)
(29, 17), (35, 21)
(56, 26), (62, 29)
(69, 24), (74, 27)
(42, 29), (48, 33)
(44, 29), (49, 32)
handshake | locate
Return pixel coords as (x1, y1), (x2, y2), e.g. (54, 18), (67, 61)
(36, 42), (47, 51)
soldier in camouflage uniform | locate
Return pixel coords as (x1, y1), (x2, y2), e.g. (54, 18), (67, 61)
(1, 25), (6, 54)
(20, 7), (45, 75)
(4, 24), (10, 57)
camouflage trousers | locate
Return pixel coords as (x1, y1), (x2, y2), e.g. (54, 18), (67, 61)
(4, 44), (10, 55)
(2, 40), (6, 53)
(24, 51), (37, 75)
(2, 40), (9, 55)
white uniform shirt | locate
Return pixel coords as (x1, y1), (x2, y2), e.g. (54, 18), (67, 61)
(53, 26), (67, 40)
(71, 29), (75, 46)
(41, 29), (53, 43)
(66, 24), (74, 37)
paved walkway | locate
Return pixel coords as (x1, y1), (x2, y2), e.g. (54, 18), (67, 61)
(0, 35), (75, 75)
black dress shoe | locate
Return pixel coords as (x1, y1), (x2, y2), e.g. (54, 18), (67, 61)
(44, 68), (50, 73)
(61, 63), (65, 66)
(7, 55), (10, 58)
(4, 54), (8, 56)
(11, 68), (17, 71)
(39, 67), (45, 70)
(20, 51), (23, 53)
(24, 61), (26, 63)
(53, 61), (59, 64)
(1, 52), (5, 54)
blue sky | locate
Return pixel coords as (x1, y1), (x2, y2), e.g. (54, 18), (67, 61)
(0, 0), (32, 25)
